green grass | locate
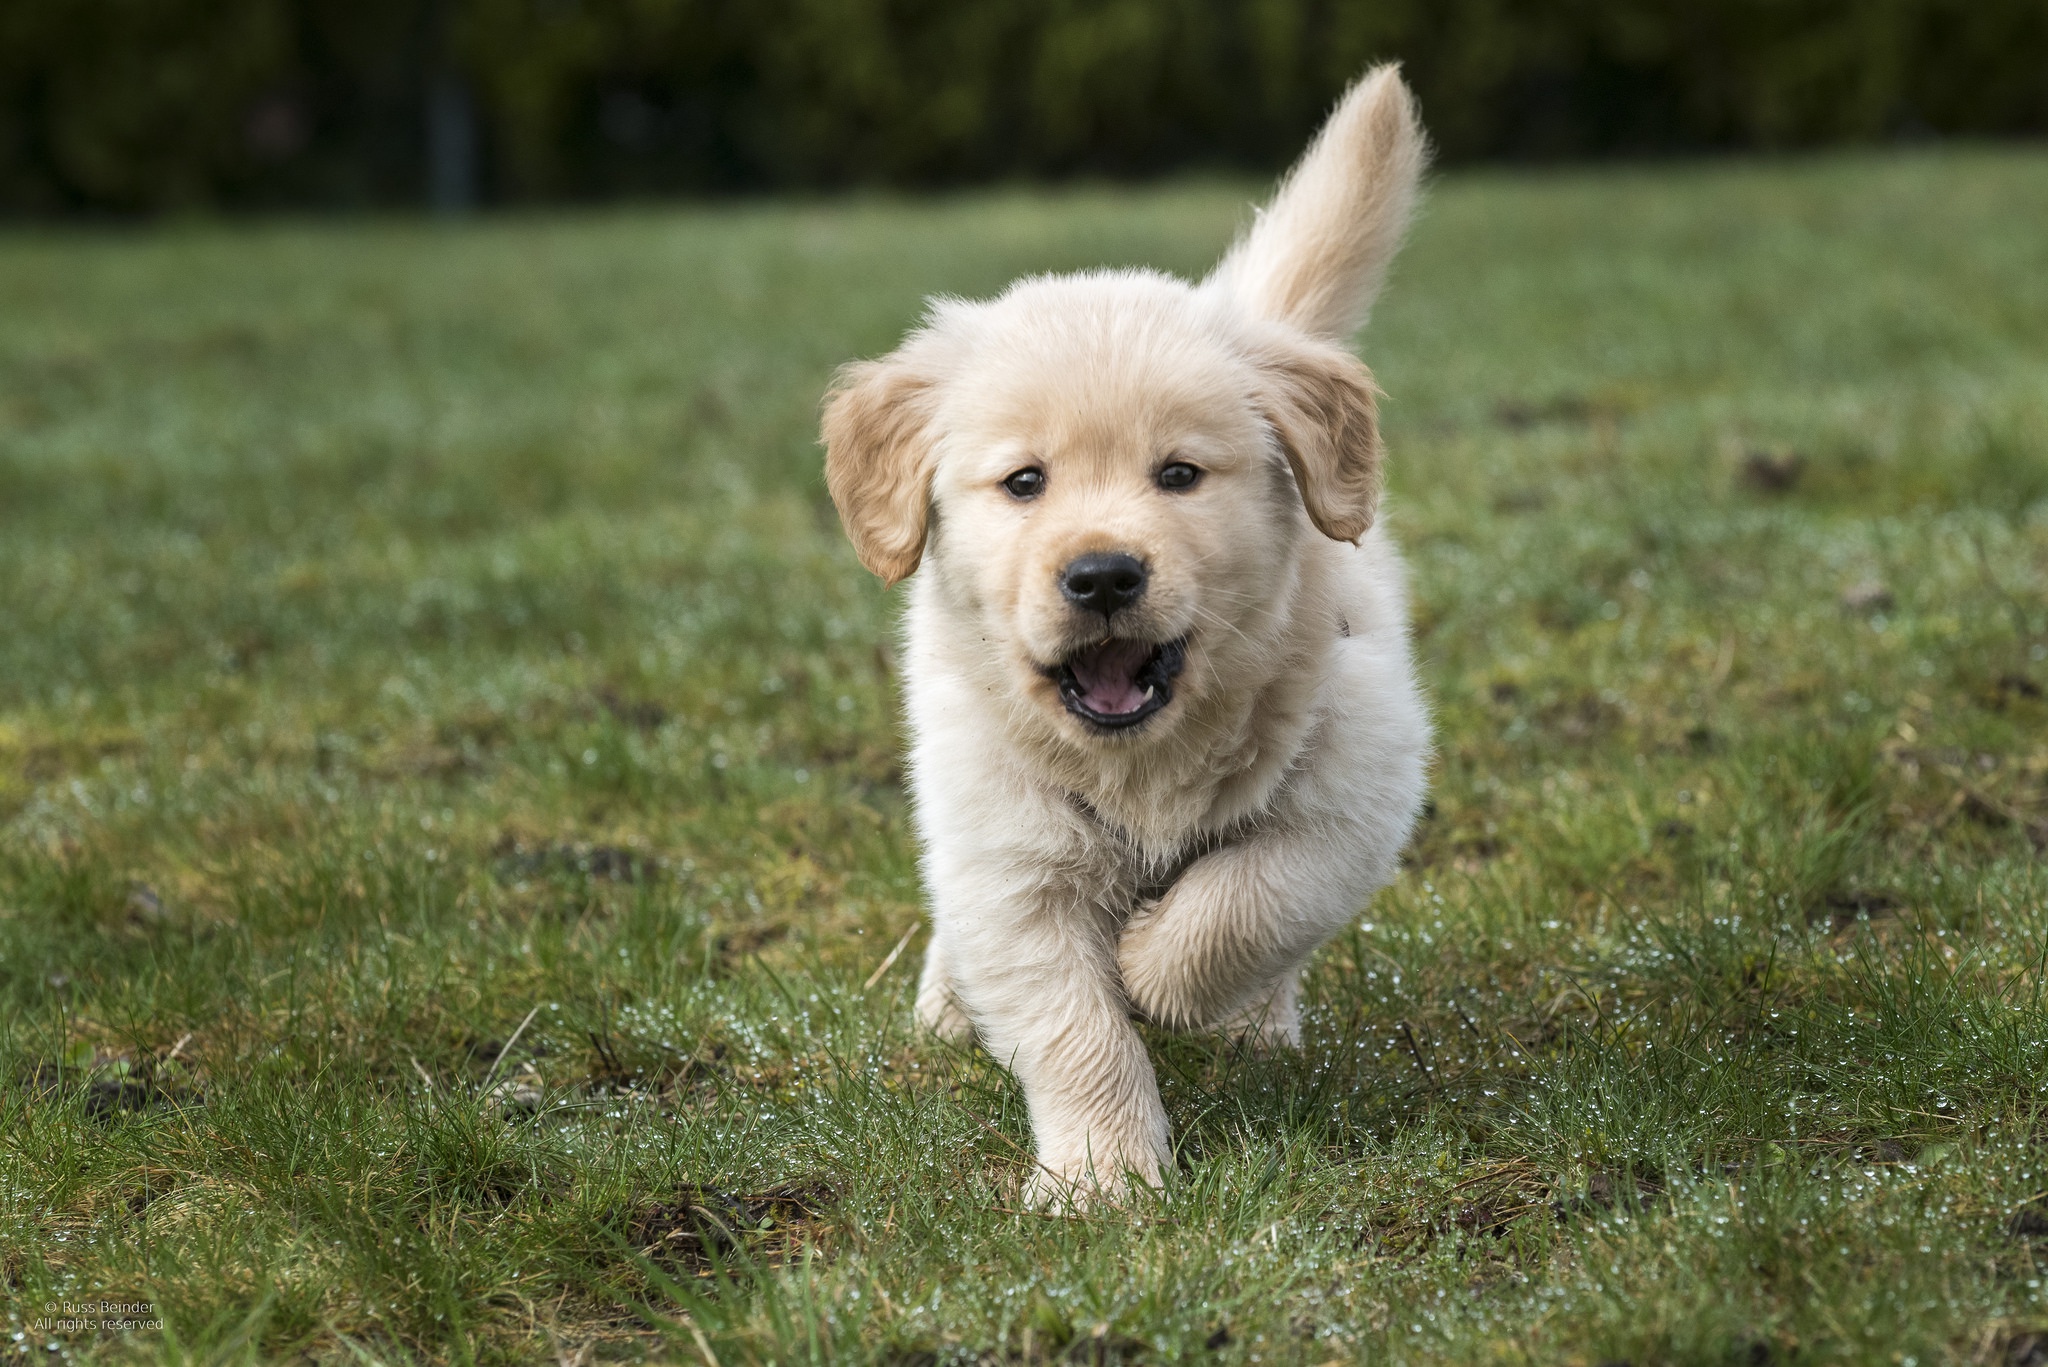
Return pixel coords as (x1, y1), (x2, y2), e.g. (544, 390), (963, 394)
(4, 148), (2048, 1365)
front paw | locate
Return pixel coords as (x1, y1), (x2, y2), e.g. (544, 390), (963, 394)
(1022, 1145), (1163, 1210)
(1117, 897), (1201, 1030)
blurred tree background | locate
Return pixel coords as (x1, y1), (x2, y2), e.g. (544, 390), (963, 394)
(1, 0), (2043, 213)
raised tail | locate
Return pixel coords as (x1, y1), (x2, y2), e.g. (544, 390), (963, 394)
(1206, 64), (1429, 340)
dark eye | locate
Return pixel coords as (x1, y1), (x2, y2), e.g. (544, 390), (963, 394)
(1157, 461), (1202, 491)
(1003, 467), (1046, 500)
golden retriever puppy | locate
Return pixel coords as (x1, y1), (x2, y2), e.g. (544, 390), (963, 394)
(822, 66), (1431, 1202)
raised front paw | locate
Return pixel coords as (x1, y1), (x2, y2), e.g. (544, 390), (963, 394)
(1120, 891), (1300, 1042)
(1116, 895), (1209, 1031)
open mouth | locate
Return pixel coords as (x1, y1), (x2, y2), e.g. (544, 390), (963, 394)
(1047, 636), (1187, 730)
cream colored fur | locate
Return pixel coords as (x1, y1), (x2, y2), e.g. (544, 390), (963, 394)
(822, 66), (1432, 1203)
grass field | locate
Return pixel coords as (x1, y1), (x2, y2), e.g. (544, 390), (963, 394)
(4, 148), (2048, 1365)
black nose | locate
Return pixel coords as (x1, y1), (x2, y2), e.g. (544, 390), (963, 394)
(1060, 552), (1148, 614)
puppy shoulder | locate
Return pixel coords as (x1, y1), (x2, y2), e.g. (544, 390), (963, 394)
(1257, 529), (1429, 813)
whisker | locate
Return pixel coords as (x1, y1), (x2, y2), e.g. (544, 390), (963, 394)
(1186, 601), (1256, 648)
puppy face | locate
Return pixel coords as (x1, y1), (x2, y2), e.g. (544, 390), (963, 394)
(825, 270), (1383, 745)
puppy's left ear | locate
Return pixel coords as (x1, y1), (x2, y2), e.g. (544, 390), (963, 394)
(822, 353), (943, 586)
(1251, 332), (1385, 543)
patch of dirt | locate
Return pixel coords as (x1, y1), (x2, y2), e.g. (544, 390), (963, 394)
(19, 1055), (201, 1122)
(1061, 1327), (1151, 1364)
(1989, 674), (2044, 707)
(2007, 1199), (2048, 1241)
(493, 836), (659, 883)
(1360, 1163), (1558, 1257)
(596, 688), (670, 730)
(712, 922), (791, 963)
(1998, 1330), (2048, 1367)
(577, 1021), (731, 1098)
(889, 1324), (1153, 1366)
(461, 1034), (530, 1067)
(1740, 447), (1805, 493)
(436, 707), (512, 749)
(1839, 580), (1894, 614)
(618, 1182), (833, 1272)
(1452, 1192), (1532, 1237)
(125, 882), (169, 926)
(121, 1166), (183, 1217)
(1816, 888), (1903, 932)
(83, 1078), (165, 1120)
(1553, 1165), (1667, 1221)
(1451, 835), (1505, 866)
(1538, 693), (1621, 743)
(16, 732), (144, 782)
(1495, 394), (1610, 430)
(387, 744), (483, 779)
(1960, 788), (2048, 851)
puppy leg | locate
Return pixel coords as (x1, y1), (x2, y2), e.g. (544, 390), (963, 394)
(1118, 817), (1394, 1037)
(950, 910), (1170, 1204)
(913, 934), (974, 1044)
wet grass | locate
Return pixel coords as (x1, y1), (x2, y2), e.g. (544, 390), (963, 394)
(3, 148), (2048, 1364)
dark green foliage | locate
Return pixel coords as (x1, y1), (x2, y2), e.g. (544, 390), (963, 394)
(4, 0), (2048, 211)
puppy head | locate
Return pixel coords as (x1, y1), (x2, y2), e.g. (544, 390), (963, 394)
(823, 271), (1380, 741)
(825, 66), (1422, 746)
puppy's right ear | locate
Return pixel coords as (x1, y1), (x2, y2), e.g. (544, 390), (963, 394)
(1250, 329), (1384, 544)
(822, 355), (941, 586)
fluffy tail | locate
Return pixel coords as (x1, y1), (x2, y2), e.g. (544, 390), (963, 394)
(1207, 64), (1428, 340)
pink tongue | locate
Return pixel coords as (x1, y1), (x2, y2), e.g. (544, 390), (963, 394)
(1069, 639), (1154, 714)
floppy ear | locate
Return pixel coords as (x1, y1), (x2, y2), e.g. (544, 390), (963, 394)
(1251, 333), (1384, 543)
(821, 355), (942, 586)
